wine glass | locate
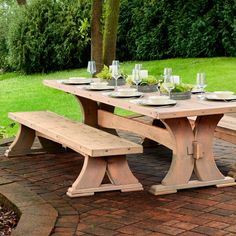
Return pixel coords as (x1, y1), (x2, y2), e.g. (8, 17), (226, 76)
(111, 60), (121, 91)
(132, 69), (142, 90)
(196, 72), (207, 99)
(87, 60), (96, 77)
(163, 76), (175, 98)
(135, 64), (142, 71)
(163, 68), (172, 79)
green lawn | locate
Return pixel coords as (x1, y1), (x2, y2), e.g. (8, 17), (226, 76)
(1, 57), (236, 137)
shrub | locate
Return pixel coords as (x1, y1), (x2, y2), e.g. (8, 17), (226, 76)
(7, 0), (91, 73)
(0, 0), (17, 70)
(117, 0), (236, 60)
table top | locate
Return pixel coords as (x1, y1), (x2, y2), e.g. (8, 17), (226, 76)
(44, 80), (236, 119)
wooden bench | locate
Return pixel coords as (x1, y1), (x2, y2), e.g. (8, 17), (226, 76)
(5, 111), (143, 197)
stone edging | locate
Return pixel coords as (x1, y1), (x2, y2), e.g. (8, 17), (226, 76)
(0, 177), (58, 236)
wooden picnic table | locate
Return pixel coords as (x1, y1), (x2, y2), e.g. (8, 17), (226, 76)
(44, 79), (236, 195)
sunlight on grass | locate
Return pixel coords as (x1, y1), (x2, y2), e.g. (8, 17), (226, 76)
(1, 57), (236, 137)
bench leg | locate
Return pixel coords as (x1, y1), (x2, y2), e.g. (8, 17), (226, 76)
(106, 155), (143, 192)
(67, 155), (143, 197)
(5, 125), (35, 157)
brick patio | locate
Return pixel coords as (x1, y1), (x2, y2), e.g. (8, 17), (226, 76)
(0, 131), (236, 236)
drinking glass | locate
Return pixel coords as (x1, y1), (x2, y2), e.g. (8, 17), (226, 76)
(111, 60), (121, 91)
(135, 64), (142, 71)
(132, 69), (142, 90)
(87, 60), (96, 77)
(196, 72), (207, 99)
(163, 76), (175, 98)
(163, 68), (172, 79)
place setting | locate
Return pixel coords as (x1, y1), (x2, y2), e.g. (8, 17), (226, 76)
(58, 60), (97, 85)
(83, 81), (114, 91)
(130, 95), (177, 107)
(105, 87), (144, 98)
(205, 91), (236, 102)
(59, 77), (92, 85)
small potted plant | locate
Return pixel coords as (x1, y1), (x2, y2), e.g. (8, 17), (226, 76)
(126, 75), (160, 93)
(96, 65), (126, 86)
(160, 83), (193, 100)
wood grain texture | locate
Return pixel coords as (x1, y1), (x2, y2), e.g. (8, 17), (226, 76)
(189, 114), (236, 144)
(44, 80), (236, 119)
(5, 125), (35, 157)
(43, 80), (236, 195)
(7, 111), (143, 157)
(98, 110), (174, 150)
(75, 96), (99, 127)
(194, 114), (225, 181)
(150, 177), (235, 195)
(161, 117), (194, 185)
(67, 154), (143, 197)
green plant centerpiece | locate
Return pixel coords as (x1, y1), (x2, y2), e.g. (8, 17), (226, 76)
(126, 75), (159, 93)
(160, 83), (194, 100)
(96, 65), (126, 86)
(96, 65), (112, 81)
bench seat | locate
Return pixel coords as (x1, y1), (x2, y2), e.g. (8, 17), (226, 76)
(6, 111), (143, 197)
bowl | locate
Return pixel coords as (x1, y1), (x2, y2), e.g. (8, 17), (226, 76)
(148, 95), (169, 103)
(90, 82), (108, 89)
(214, 91), (234, 99)
(117, 88), (137, 96)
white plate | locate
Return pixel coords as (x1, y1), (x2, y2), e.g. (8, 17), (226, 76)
(109, 91), (144, 98)
(60, 79), (92, 85)
(84, 85), (114, 91)
(205, 94), (236, 101)
(133, 99), (177, 106)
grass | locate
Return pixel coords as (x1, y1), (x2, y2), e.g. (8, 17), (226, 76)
(1, 57), (236, 137)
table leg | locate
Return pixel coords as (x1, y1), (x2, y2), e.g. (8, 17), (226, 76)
(149, 115), (235, 195)
(161, 117), (195, 186)
(75, 96), (99, 127)
(75, 96), (118, 134)
(194, 114), (225, 181)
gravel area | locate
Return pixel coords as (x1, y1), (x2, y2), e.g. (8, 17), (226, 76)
(0, 206), (18, 236)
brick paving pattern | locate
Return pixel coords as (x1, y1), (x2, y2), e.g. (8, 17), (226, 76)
(0, 132), (236, 236)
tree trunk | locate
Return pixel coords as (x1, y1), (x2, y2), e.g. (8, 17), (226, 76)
(103, 0), (120, 66)
(16, 0), (27, 5)
(91, 0), (103, 73)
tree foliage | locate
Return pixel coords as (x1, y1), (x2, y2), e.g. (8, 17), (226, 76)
(6, 0), (91, 73)
(117, 0), (236, 60)
(1, 0), (235, 73)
